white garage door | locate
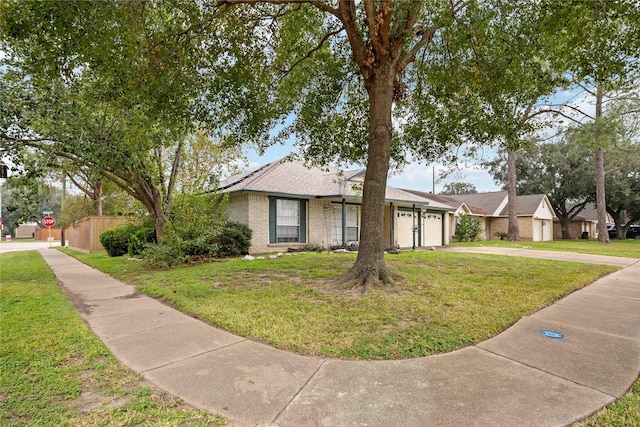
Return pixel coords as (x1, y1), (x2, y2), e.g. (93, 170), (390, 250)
(422, 212), (443, 246)
(397, 211), (417, 248)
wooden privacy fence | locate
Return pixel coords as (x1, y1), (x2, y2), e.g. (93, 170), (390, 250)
(65, 216), (132, 253)
(34, 227), (62, 241)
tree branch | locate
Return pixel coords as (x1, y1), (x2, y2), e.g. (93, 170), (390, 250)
(165, 142), (183, 215)
(217, 0), (339, 18)
(605, 156), (640, 175)
(530, 107), (589, 124)
(274, 28), (343, 74)
(401, 23), (439, 65)
(337, 0), (369, 76)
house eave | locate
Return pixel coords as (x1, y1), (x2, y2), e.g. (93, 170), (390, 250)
(226, 190), (451, 210)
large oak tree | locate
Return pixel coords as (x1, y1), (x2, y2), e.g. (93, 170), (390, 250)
(201, 0), (555, 289)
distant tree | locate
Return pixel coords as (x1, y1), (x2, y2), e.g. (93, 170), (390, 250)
(178, 129), (248, 193)
(541, 0), (640, 243)
(441, 182), (477, 195)
(0, 175), (60, 235)
(457, 2), (566, 242)
(486, 137), (595, 239)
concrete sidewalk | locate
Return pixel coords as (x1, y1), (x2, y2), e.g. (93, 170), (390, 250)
(39, 248), (640, 427)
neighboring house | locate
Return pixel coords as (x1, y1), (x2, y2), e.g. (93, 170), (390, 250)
(553, 203), (600, 240)
(219, 159), (454, 254)
(406, 190), (555, 241)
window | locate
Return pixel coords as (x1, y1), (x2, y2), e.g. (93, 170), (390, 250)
(269, 198), (306, 244)
(333, 205), (359, 244)
(277, 199), (300, 242)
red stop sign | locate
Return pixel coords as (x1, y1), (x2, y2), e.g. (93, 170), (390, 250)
(42, 216), (56, 228)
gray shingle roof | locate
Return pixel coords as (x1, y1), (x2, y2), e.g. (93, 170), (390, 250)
(402, 189), (458, 209)
(498, 194), (547, 216)
(403, 190), (550, 216)
(447, 191), (508, 215)
(218, 159), (452, 209)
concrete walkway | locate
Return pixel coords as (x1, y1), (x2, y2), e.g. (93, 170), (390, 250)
(39, 248), (640, 427)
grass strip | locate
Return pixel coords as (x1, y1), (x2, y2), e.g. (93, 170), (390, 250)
(0, 251), (225, 426)
(574, 379), (640, 426)
(451, 239), (640, 258)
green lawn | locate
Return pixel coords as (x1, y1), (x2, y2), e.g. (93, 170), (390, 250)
(4, 248), (637, 426)
(61, 248), (618, 360)
(451, 238), (640, 258)
(0, 251), (226, 426)
(574, 380), (640, 426)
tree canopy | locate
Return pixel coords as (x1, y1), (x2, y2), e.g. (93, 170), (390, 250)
(3, 0), (638, 288)
(486, 137), (595, 239)
(441, 182), (477, 195)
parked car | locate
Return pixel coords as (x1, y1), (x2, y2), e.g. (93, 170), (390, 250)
(627, 225), (640, 239)
(608, 224), (640, 239)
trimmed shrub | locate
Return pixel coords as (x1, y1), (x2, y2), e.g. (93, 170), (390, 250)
(128, 226), (156, 256)
(454, 214), (483, 242)
(100, 225), (136, 257)
(142, 242), (188, 269)
(215, 222), (252, 257)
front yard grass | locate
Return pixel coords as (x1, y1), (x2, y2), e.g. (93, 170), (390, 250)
(61, 249), (618, 360)
(451, 238), (640, 258)
(0, 251), (226, 426)
(574, 378), (640, 426)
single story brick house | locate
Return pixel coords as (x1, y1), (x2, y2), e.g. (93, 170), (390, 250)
(406, 190), (555, 241)
(219, 159), (453, 254)
(553, 203), (601, 240)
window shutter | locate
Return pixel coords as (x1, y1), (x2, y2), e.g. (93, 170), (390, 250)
(269, 197), (277, 243)
(299, 200), (307, 243)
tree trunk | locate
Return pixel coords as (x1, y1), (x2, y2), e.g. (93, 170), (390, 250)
(150, 185), (167, 244)
(92, 181), (103, 216)
(595, 147), (609, 242)
(340, 76), (394, 291)
(558, 214), (571, 239)
(507, 149), (519, 241)
(594, 86), (610, 243)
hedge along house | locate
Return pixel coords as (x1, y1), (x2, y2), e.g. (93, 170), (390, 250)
(218, 158), (454, 254)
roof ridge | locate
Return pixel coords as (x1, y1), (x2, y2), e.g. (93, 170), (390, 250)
(240, 159), (282, 188)
(218, 159), (280, 191)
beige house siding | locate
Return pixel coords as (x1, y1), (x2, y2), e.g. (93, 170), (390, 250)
(519, 217), (534, 240)
(227, 194), (250, 225)
(248, 194), (270, 253)
(308, 199), (334, 249)
(229, 194), (333, 254)
(486, 217), (552, 241)
(488, 217), (509, 239)
(228, 193), (452, 253)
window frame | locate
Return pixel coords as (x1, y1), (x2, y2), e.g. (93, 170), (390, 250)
(268, 197), (307, 244)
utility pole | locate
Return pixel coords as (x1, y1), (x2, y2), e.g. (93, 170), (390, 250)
(432, 166), (435, 194)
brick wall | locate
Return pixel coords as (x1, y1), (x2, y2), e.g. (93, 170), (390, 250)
(308, 199), (333, 249)
(554, 220), (595, 239)
(227, 194), (249, 225)
(519, 217), (533, 240)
